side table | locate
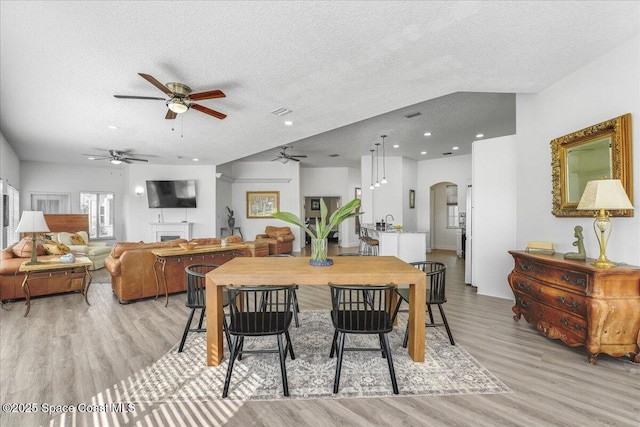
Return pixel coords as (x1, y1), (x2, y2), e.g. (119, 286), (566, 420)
(18, 257), (93, 317)
(220, 227), (243, 239)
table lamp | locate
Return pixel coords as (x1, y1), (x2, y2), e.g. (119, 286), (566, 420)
(15, 210), (50, 265)
(576, 179), (634, 268)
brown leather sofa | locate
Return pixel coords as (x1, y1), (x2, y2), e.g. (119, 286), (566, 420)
(1, 238), (84, 302)
(255, 226), (295, 255)
(104, 236), (252, 304)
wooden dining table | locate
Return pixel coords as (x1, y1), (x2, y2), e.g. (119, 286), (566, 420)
(205, 255), (427, 366)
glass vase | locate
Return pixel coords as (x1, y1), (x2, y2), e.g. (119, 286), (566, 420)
(310, 238), (332, 266)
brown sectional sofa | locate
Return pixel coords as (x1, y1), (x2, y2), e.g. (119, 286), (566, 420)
(104, 236), (253, 304)
(1, 241), (79, 302)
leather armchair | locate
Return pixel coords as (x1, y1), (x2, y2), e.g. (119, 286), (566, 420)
(255, 226), (295, 255)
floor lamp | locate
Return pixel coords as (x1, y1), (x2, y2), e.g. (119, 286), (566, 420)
(576, 179), (634, 268)
(15, 211), (50, 265)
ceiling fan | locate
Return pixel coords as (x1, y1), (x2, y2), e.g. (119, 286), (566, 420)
(83, 149), (150, 165)
(272, 146), (307, 163)
(114, 73), (227, 120)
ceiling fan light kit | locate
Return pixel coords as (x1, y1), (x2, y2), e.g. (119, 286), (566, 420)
(114, 73), (227, 120)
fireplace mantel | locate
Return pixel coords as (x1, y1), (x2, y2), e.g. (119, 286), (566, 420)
(150, 222), (193, 242)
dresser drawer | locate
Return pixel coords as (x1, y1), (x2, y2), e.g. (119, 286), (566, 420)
(513, 255), (589, 292)
(510, 273), (587, 318)
(515, 293), (587, 343)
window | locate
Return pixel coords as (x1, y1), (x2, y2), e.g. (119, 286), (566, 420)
(30, 193), (70, 213)
(80, 192), (114, 239)
(446, 185), (459, 229)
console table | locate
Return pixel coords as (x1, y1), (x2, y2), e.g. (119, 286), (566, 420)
(508, 250), (640, 364)
(220, 227), (243, 239)
(151, 244), (248, 307)
(18, 257), (93, 317)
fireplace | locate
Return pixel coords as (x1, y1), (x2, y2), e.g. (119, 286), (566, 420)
(150, 222), (193, 242)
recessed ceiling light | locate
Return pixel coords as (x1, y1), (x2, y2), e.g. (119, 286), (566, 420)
(476, 133), (484, 138)
(452, 146), (459, 150)
(423, 132), (431, 136)
(193, 158), (199, 162)
(88, 157), (96, 160)
(284, 120), (294, 126)
(107, 125), (118, 129)
(420, 151), (427, 155)
(393, 144), (399, 148)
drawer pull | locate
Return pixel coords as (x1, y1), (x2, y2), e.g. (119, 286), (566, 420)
(561, 273), (586, 287)
(518, 298), (530, 308)
(556, 296), (581, 309)
(519, 262), (534, 271)
(560, 317), (585, 331)
(515, 280), (530, 290)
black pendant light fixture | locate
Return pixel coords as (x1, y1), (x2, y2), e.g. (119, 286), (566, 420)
(380, 135), (388, 184)
(374, 143), (381, 187)
(369, 149), (375, 190)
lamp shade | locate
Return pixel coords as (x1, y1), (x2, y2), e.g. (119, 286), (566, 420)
(576, 179), (634, 210)
(15, 211), (50, 233)
(167, 99), (189, 114)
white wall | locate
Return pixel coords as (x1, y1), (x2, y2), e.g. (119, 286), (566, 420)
(301, 166), (361, 248)
(417, 154), (472, 237)
(19, 161), (127, 242)
(230, 161), (302, 251)
(0, 134), (20, 190)
(472, 135), (517, 299)
(127, 164), (217, 242)
(516, 34), (640, 266)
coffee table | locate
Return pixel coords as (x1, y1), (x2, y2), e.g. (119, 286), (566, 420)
(18, 256), (93, 317)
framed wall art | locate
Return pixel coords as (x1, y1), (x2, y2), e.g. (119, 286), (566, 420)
(409, 189), (415, 209)
(246, 191), (280, 218)
(310, 198), (321, 210)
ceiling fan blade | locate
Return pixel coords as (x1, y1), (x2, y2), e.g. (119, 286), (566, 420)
(114, 95), (166, 100)
(124, 157), (149, 162)
(165, 109), (177, 120)
(290, 155), (307, 158)
(190, 103), (227, 119)
(121, 159), (132, 164)
(189, 89), (225, 101)
(289, 157), (300, 162)
(139, 73), (173, 96)
(83, 154), (110, 160)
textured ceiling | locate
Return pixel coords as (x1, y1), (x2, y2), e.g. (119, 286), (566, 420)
(1, 1), (638, 168)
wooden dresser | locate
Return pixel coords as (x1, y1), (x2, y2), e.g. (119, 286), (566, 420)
(508, 250), (640, 364)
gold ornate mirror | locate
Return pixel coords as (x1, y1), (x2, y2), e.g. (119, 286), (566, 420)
(551, 113), (633, 217)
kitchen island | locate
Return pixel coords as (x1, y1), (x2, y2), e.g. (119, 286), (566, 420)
(364, 226), (429, 263)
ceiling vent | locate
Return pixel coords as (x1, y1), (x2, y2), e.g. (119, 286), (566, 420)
(328, 154), (340, 157)
(271, 107), (292, 116)
(442, 152), (452, 156)
(404, 111), (421, 119)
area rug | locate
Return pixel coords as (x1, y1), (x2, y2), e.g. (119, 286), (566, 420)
(121, 310), (511, 402)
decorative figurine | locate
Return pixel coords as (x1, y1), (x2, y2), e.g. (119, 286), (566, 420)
(564, 225), (586, 260)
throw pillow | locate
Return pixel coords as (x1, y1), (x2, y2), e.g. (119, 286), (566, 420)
(12, 237), (47, 258)
(57, 232), (73, 246)
(42, 241), (71, 255)
(70, 233), (85, 245)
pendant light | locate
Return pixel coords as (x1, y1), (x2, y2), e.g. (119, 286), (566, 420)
(374, 143), (381, 187)
(380, 135), (388, 184)
(369, 149), (375, 190)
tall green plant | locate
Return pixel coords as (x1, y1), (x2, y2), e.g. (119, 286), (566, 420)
(272, 198), (363, 240)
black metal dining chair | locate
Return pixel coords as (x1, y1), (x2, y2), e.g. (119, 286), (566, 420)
(268, 254), (300, 327)
(179, 264), (232, 352)
(222, 285), (297, 398)
(392, 261), (455, 347)
(328, 284), (399, 394)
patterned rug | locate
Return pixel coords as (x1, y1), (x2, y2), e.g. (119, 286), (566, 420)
(121, 310), (511, 402)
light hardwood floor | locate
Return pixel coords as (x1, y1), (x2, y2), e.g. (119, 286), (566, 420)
(1, 249), (638, 426)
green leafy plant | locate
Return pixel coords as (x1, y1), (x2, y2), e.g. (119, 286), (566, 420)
(272, 197), (363, 240)
(226, 206), (234, 219)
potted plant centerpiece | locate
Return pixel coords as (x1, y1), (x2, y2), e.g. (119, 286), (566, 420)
(273, 198), (363, 266)
(226, 206), (235, 228)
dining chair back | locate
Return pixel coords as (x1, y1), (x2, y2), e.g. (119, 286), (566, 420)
(328, 284), (399, 394)
(179, 264), (229, 352)
(268, 254), (300, 327)
(392, 261), (455, 346)
(222, 285), (297, 398)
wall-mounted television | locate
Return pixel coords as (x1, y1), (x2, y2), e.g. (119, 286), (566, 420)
(146, 180), (197, 208)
